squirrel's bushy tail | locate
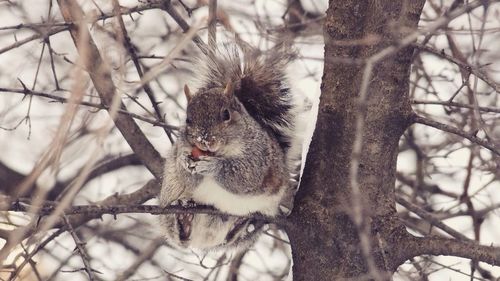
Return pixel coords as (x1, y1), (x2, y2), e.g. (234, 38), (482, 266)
(196, 43), (296, 150)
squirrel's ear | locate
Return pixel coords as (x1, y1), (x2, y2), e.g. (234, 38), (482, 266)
(223, 81), (234, 97)
(184, 84), (192, 103)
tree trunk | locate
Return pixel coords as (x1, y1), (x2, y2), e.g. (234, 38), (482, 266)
(288, 1), (426, 280)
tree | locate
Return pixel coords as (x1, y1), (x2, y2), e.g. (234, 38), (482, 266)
(289, 1), (500, 280)
(0, 0), (499, 280)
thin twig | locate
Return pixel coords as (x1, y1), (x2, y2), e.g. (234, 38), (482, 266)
(0, 179), (159, 264)
(63, 216), (98, 281)
(0, 1), (165, 56)
(413, 114), (499, 156)
(7, 229), (65, 281)
(57, 0), (165, 178)
(415, 44), (500, 94)
(412, 99), (500, 114)
(114, 238), (165, 281)
(0, 87), (178, 130)
(111, 0), (174, 143)
(396, 195), (471, 241)
(161, 2), (208, 51)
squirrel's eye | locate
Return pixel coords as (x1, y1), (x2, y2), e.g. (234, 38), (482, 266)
(222, 109), (231, 121)
(186, 117), (192, 125)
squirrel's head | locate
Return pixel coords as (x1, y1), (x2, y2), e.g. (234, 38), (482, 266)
(183, 82), (246, 153)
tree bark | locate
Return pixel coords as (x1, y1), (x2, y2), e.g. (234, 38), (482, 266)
(288, 1), (425, 280)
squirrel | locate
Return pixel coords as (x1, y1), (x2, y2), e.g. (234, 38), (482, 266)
(159, 43), (298, 250)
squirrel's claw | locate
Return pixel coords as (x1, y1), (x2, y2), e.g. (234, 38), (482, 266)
(178, 152), (197, 174)
(191, 161), (212, 175)
(189, 156), (218, 175)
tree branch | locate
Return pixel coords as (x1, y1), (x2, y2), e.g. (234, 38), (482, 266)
(56, 0), (164, 178)
(0, 87), (178, 130)
(412, 99), (500, 114)
(0, 179), (159, 261)
(405, 236), (500, 267)
(414, 43), (500, 94)
(412, 114), (499, 156)
(48, 154), (143, 200)
(0, 162), (33, 196)
(111, 0), (174, 144)
(0, 1), (164, 56)
(63, 216), (98, 281)
(397, 195), (500, 268)
(114, 238), (165, 281)
(160, 1), (208, 51)
(1, 200), (283, 227)
(396, 195), (470, 241)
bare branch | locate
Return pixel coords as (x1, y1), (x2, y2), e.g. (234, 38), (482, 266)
(0, 179), (159, 261)
(405, 236), (500, 267)
(412, 99), (500, 114)
(56, 0), (164, 178)
(63, 216), (98, 281)
(415, 43), (500, 94)
(114, 238), (164, 281)
(2, 200), (284, 227)
(396, 195), (470, 241)
(160, 1), (208, 51)
(111, 0), (174, 144)
(412, 114), (499, 156)
(0, 87), (178, 130)
(0, 1), (165, 55)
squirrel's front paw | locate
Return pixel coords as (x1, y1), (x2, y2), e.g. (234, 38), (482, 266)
(178, 151), (196, 173)
(190, 156), (219, 175)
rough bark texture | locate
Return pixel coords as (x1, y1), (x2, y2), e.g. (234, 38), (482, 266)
(288, 1), (425, 280)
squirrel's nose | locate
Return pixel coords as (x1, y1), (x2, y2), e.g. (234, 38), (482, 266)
(197, 140), (219, 153)
(193, 134), (220, 152)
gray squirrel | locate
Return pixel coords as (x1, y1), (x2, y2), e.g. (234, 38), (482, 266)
(159, 44), (298, 250)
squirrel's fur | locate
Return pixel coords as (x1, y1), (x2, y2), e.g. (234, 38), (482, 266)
(159, 43), (297, 251)
(196, 44), (295, 150)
